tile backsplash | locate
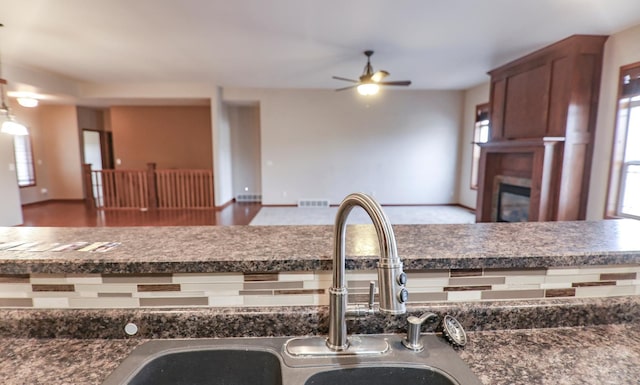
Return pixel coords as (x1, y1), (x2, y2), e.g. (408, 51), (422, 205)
(0, 265), (639, 309)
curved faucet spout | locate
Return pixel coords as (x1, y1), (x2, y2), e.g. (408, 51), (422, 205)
(332, 194), (399, 287)
(327, 193), (408, 351)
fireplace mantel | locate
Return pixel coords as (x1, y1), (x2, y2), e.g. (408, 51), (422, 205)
(476, 139), (564, 222)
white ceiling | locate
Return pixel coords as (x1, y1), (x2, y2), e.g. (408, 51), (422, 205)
(2, 0), (640, 93)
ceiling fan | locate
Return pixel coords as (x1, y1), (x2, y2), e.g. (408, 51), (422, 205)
(333, 50), (411, 95)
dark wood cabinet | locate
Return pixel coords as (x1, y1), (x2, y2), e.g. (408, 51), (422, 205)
(476, 35), (607, 222)
(501, 63), (550, 139)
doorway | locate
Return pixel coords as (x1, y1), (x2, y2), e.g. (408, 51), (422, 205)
(82, 129), (114, 206)
(228, 103), (262, 202)
(83, 130), (103, 171)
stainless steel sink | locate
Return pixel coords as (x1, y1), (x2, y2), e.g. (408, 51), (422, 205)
(126, 350), (282, 385)
(102, 334), (481, 385)
(304, 366), (458, 385)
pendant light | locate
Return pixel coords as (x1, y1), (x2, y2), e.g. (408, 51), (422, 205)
(0, 23), (29, 136)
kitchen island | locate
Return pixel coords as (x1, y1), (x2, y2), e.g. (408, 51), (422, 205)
(1, 323), (639, 385)
(0, 220), (639, 384)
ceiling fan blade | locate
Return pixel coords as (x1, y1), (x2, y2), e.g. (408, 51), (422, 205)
(335, 85), (358, 92)
(379, 80), (412, 86)
(332, 76), (359, 83)
(371, 70), (389, 82)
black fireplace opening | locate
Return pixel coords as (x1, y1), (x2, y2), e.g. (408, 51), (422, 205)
(497, 183), (531, 222)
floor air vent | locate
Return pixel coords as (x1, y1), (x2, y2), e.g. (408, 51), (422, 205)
(236, 194), (262, 203)
(297, 199), (330, 208)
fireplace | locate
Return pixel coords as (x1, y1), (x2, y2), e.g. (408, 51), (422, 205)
(476, 139), (565, 222)
(491, 176), (531, 222)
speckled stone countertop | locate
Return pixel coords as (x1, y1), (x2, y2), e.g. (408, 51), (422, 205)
(1, 219), (640, 274)
(461, 323), (640, 385)
(2, 323), (639, 385)
(3, 296), (639, 339)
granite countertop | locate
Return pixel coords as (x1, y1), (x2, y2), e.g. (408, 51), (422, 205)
(459, 323), (640, 385)
(2, 323), (639, 385)
(1, 219), (640, 274)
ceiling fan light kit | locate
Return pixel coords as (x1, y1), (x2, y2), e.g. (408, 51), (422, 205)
(333, 50), (411, 96)
(357, 83), (380, 96)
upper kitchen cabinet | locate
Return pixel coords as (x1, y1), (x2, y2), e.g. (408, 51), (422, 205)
(489, 35), (607, 141)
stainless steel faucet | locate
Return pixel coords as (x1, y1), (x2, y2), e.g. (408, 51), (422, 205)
(327, 193), (408, 351)
(285, 193), (408, 356)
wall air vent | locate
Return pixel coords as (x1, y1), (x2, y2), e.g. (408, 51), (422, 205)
(297, 199), (330, 208)
(236, 194), (262, 203)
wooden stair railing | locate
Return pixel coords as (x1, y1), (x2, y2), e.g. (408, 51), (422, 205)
(156, 169), (215, 209)
(83, 163), (215, 210)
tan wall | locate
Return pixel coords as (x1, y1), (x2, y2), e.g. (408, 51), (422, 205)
(110, 106), (212, 170)
(224, 88), (463, 205)
(38, 105), (83, 200)
(14, 103), (83, 204)
(457, 82), (490, 210)
(588, 23), (640, 219)
(77, 107), (104, 131)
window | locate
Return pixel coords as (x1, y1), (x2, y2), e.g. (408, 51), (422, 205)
(470, 103), (490, 189)
(13, 134), (36, 187)
(608, 62), (640, 219)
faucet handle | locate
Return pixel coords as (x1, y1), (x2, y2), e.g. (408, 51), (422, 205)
(402, 312), (438, 351)
(346, 281), (377, 320)
(368, 281), (375, 310)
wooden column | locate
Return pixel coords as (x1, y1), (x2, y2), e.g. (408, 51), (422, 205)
(82, 164), (96, 210)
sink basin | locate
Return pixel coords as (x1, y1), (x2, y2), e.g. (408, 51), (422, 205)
(127, 350), (282, 385)
(102, 335), (481, 385)
(305, 366), (458, 385)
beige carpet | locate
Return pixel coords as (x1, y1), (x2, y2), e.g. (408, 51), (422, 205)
(250, 205), (475, 226)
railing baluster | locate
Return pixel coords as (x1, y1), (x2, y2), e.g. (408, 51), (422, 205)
(158, 172), (162, 208)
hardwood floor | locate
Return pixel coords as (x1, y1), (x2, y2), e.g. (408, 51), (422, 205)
(20, 201), (262, 227)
